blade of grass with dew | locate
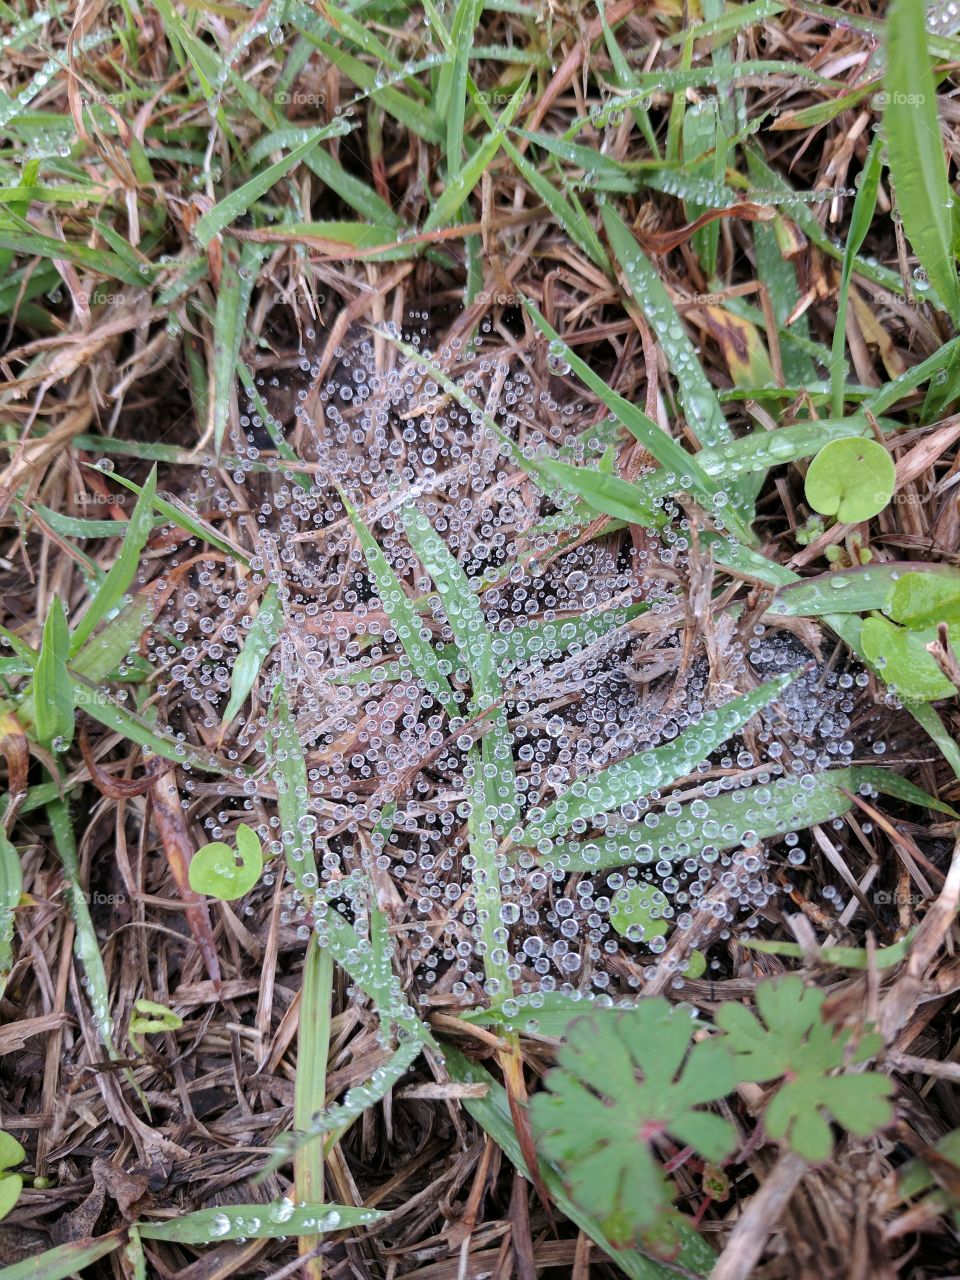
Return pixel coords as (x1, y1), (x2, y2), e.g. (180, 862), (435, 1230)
(137, 1203), (383, 1244)
(541, 765), (907, 874)
(423, 73), (529, 231)
(401, 505), (518, 831)
(746, 149), (816, 387)
(47, 798), (142, 1097)
(71, 675), (241, 776)
(511, 128), (645, 192)
(101, 469), (251, 565)
(68, 466), (156, 654)
(600, 203), (733, 455)
(441, 0), (484, 174)
(866, 334), (960, 415)
(683, 98), (724, 276)
(0, 1233), (124, 1280)
(301, 38), (443, 143)
(884, 0), (960, 323)
(211, 239), (265, 455)
(294, 934), (333, 1278)
(331, 603), (649, 686)
(29, 504), (143, 540)
(598, 4), (659, 155)
(268, 1035), (423, 1172)
(340, 489), (459, 719)
(443, 1045), (715, 1279)
(521, 297), (754, 544)
(499, 132), (608, 269)
(267, 683), (319, 893)
(237, 362), (312, 490)
(831, 134), (883, 415)
(221, 584), (283, 730)
(0, 216), (156, 286)
(520, 671), (800, 845)
(401, 506), (518, 997)
(767, 564), (960, 618)
(194, 122), (352, 246)
(34, 598), (73, 750)
(318, 897), (434, 1042)
(743, 933), (915, 971)
(0, 823), (22, 1000)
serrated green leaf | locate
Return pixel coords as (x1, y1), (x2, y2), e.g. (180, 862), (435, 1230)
(531, 1006), (738, 1243)
(715, 976), (893, 1160)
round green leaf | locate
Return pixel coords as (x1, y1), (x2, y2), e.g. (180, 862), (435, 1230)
(0, 1173), (22, 1222)
(188, 824), (263, 901)
(804, 438), (895, 522)
(610, 882), (669, 941)
(0, 1132), (24, 1172)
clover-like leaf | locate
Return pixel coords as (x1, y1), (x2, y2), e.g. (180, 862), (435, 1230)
(714, 976), (894, 1161)
(530, 1004), (738, 1245)
(861, 615), (957, 703)
(804, 438), (895, 523)
(188, 823), (263, 901)
(0, 1130), (25, 1222)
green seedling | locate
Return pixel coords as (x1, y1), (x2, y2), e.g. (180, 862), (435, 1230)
(129, 998), (183, 1053)
(189, 823), (263, 901)
(0, 1131), (25, 1221)
(804, 438), (895, 523)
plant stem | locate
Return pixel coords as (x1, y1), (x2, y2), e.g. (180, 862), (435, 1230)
(295, 933), (333, 1279)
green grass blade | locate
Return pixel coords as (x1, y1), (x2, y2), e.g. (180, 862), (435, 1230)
(0, 823), (22, 997)
(221, 584), (282, 729)
(47, 798), (122, 1061)
(424, 73), (529, 230)
(599, 203), (733, 453)
(401, 505), (518, 831)
(340, 490), (459, 719)
(212, 240), (264, 455)
(69, 467), (156, 654)
(293, 935), (333, 1270)
(884, 0), (960, 322)
(831, 135), (883, 414)
(0, 1233), (123, 1280)
(443, 0), (484, 173)
(137, 1202), (383, 1244)
(500, 133), (608, 268)
(34, 598), (74, 750)
(194, 123), (351, 246)
(520, 671), (800, 845)
(521, 298), (753, 544)
(267, 683), (319, 894)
